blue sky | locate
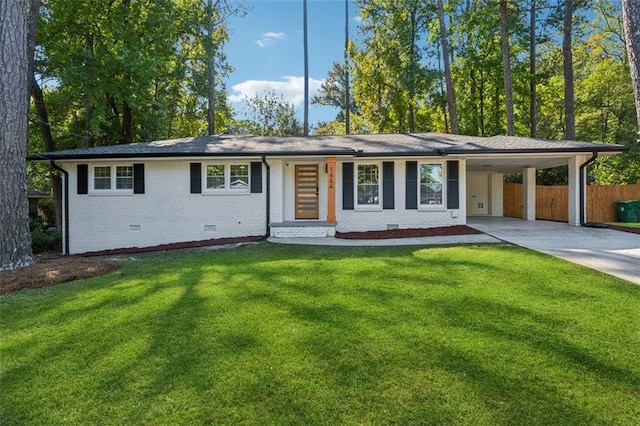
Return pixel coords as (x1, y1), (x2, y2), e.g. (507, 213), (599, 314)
(225, 0), (359, 126)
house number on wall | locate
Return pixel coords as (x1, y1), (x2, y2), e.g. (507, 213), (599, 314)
(329, 166), (334, 189)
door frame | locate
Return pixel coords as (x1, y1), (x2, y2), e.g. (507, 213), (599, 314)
(294, 164), (320, 220)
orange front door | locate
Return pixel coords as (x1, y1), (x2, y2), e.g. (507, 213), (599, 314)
(295, 164), (319, 219)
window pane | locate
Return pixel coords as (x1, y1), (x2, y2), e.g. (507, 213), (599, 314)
(230, 164), (249, 189)
(116, 166), (133, 190)
(94, 166), (111, 190)
(357, 164), (379, 205)
(206, 165), (225, 189)
(420, 163), (443, 205)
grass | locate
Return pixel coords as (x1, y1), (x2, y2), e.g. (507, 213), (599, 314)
(1, 243), (639, 425)
(607, 222), (640, 229)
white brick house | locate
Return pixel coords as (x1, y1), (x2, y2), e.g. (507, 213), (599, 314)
(31, 133), (625, 254)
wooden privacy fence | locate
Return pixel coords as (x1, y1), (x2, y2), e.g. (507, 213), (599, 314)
(503, 180), (640, 223)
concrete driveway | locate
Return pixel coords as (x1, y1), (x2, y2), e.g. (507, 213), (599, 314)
(468, 217), (640, 285)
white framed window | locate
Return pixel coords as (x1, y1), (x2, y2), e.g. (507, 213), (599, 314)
(93, 166), (111, 190)
(92, 165), (133, 192)
(204, 163), (250, 192)
(419, 162), (444, 208)
(206, 165), (226, 189)
(116, 166), (133, 189)
(356, 163), (381, 208)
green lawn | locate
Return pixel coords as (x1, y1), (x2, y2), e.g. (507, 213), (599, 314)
(1, 243), (639, 425)
(608, 222), (640, 229)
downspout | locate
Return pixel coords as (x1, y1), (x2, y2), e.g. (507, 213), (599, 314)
(49, 160), (70, 255)
(261, 155), (271, 239)
(579, 152), (598, 226)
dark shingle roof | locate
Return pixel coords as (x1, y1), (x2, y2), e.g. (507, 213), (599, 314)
(30, 133), (627, 160)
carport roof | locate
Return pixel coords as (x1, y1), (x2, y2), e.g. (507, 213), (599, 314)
(29, 132), (627, 160)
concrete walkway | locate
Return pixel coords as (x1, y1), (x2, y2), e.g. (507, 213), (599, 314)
(468, 217), (640, 285)
(267, 233), (500, 247)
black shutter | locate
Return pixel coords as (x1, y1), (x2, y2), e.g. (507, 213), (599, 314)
(190, 163), (201, 194)
(342, 162), (354, 210)
(447, 160), (460, 209)
(133, 163), (145, 194)
(382, 161), (394, 209)
(250, 162), (262, 193)
(77, 164), (88, 194)
(405, 161), (417, 209)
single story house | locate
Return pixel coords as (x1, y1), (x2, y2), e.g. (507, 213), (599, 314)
(31, 133), (626, 255)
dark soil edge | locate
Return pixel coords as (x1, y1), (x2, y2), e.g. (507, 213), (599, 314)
(335, 225), (483, 240)
(81, 235), (264, 257)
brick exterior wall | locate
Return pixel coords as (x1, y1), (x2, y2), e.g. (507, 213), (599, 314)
(334, 159), (467, 232)
(63, 159), (266, 254)
(61, 157), (468, 254)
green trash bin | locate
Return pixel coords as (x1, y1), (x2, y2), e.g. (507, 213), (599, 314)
(615, 201), (634, 223)
(616, 200), (640, 223)
(629, 200), (640, 223)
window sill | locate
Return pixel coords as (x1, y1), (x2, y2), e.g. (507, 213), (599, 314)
(354, 205), (383, 212)
(418, 205), (446, 212)
(201, 190), (251, 196)
(88, 191), (134, 197)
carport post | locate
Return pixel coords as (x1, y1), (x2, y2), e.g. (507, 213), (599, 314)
(567, 155), (583, 226)
(523, 167), (536, 221)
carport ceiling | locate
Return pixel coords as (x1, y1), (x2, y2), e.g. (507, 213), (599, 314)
(465, 155), (577, 173)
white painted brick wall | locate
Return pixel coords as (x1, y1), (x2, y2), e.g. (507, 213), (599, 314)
(62, 157), (468, 252)
(63, 160), (266, 254)
(335, 159), (467, 232)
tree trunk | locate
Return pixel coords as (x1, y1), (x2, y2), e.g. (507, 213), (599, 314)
(207, 0), (216, 135)
(122, 97), (133, 144)
(563, 0), (576, 140)
(622, 0), (640, 135)
(437, 0), (459, 134)
(408, 8), (417, 133)
(84, 33), (95, 147)
(344, 0), (350, 134)
(120, 0), (133, 144)
(529, 0), (537, 137)
(303, 0), (309, 136)
(1, 0), (34, 270)
(500, 0), (515, 136)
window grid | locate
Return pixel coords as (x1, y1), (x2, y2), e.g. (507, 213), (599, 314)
(116, 166), (133, 190)
(357, 164), (380, 206)
(94, 166), (111, 190)
(419, 163), (444, 206)
(204, 164), (250, 191)
(230, 164), (249, 189)
(206, 165), (226, 189)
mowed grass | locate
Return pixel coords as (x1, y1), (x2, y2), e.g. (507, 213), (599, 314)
(1, 243), (639, 425)
(608, 222), (640, 229)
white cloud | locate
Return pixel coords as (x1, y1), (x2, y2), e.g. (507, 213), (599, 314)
(256, 32), (286, 47)
(353, 15), (362, 23)
(229, 76), (324, 107)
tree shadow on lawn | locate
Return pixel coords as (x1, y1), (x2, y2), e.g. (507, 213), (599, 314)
(2, 243), (639, 424)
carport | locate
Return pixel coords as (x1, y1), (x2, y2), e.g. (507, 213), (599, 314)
(463, 140), (622, 226)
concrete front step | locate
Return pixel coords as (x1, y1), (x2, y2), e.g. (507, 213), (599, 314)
(270, 221), (336, 238)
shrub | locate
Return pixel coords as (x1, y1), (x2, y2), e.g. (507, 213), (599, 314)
(29, 217), (61, 253)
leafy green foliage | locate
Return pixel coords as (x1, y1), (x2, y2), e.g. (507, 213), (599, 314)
(28, 217), (61, 253)
(236, 91), (303, 136)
